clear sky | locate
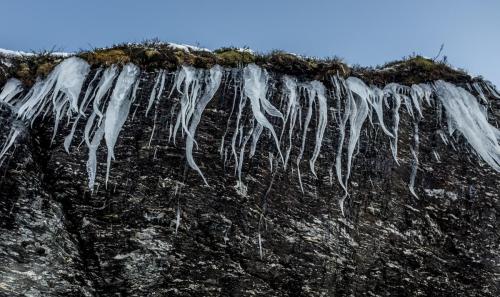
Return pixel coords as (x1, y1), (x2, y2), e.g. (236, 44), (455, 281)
(2, 0), (499, 86)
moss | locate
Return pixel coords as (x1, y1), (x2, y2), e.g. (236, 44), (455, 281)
(355, 55), (470, 86)
(80, 49), (131, 66)
(215, 48), (256, 67)
(0, 43), (473, 88)
(36, 62), (55, 77)
(15, 63), (31, 79)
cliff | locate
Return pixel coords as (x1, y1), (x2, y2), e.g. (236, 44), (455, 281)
(0, 43), (499, 297)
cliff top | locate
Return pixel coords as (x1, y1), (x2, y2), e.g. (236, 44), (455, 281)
(0, 41), (475, 87)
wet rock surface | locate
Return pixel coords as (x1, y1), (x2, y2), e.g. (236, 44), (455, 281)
(0, 71), (499, 297)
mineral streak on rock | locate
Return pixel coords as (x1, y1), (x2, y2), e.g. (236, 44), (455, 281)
(0, 47), (499, 296)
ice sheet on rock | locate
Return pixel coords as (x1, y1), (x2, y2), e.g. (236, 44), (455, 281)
(185, 65), (223, 185)
(104, 63), (140, 186)
(434, 80), (500, 171)
(0, 78), (23, 104)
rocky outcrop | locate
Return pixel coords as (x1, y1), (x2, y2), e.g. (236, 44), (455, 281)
(0, 46), (499, 296)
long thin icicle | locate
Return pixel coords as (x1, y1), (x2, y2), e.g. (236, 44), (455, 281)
(308, 81), (328, 177)
(0, 78), (23, 104)
(243, 64), (283, 162)
(104, 63), (140, 186)
(185, 65), (223, 185)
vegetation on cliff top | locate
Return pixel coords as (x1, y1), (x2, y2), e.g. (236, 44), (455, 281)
(0, 41), (472, 87)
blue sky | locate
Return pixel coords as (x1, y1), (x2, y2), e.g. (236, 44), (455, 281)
(2, 0), (500, 86)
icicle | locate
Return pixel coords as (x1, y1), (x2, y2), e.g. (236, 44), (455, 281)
(16, 57), (90, 122)
(220, 70), (239, 158)
(249, 123), (263, 158)
(408, 120), (420, 198)
(410, 84), (424, 118)
(434, 80), (500, 171)
(367, 87), (393, 137)
(344, 77), (370, 189)
(258, 233), (263, 259)
(472, 82), (488, 104)
(104, 63), (140, 186)
(281, 76), (300, 169)
(483, 80), (500, 99)
(308, 81), (328, 177)
(0, 78), (23, 104)
(334, 77), (351, 193)
(175, 203), (181, 234)
(86, 124), (105, 191)
(384, 83), (402, 164)
(145, 70), (166, 116)
(296, 85), (314, 193)
(172, 66), (203, 143)
(0, 127), (21, 165)
(230, 83), (247, 173)
(243, 64), (283, 162)
(418, 83), (434, 106)
(93, 65), (119, 126)
(185, 65), (223, 185)
(64, 69), (103, 153)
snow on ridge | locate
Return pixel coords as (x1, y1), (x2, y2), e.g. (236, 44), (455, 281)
(167, 43), (211, 52)
(0, 48), (73, 58)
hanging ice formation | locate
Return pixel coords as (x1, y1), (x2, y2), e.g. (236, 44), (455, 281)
(1, 57), (499, 211)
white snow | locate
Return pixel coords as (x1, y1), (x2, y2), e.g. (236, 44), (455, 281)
(167, 43), (211, 52)
(0, 48), (72, 58)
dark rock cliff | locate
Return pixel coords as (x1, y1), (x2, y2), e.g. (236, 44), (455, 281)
(0, 45), (499, 297)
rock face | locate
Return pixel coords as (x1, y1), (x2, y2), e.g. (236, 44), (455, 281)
(0, 50), (500, 297)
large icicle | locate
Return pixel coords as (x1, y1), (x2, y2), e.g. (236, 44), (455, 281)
(103, 63), (140, 186)
(172, 66), (203, 143)
(308, 81), (328, 177)
(367, 87), (393, 137)
(281, 76), (300, 169)
(344, 78), (370, 183)
(338, 77), (370, 215)
(0, 78), (23, 104)
(243, 64), (283, 162)
(434, 80), (500, 171)
(93, 65), (119, 125)
(64, 69), (103, 153)
(384, 83), (403, 164)
(185, 65), (223, 185)
(16, 57), (90, 122)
